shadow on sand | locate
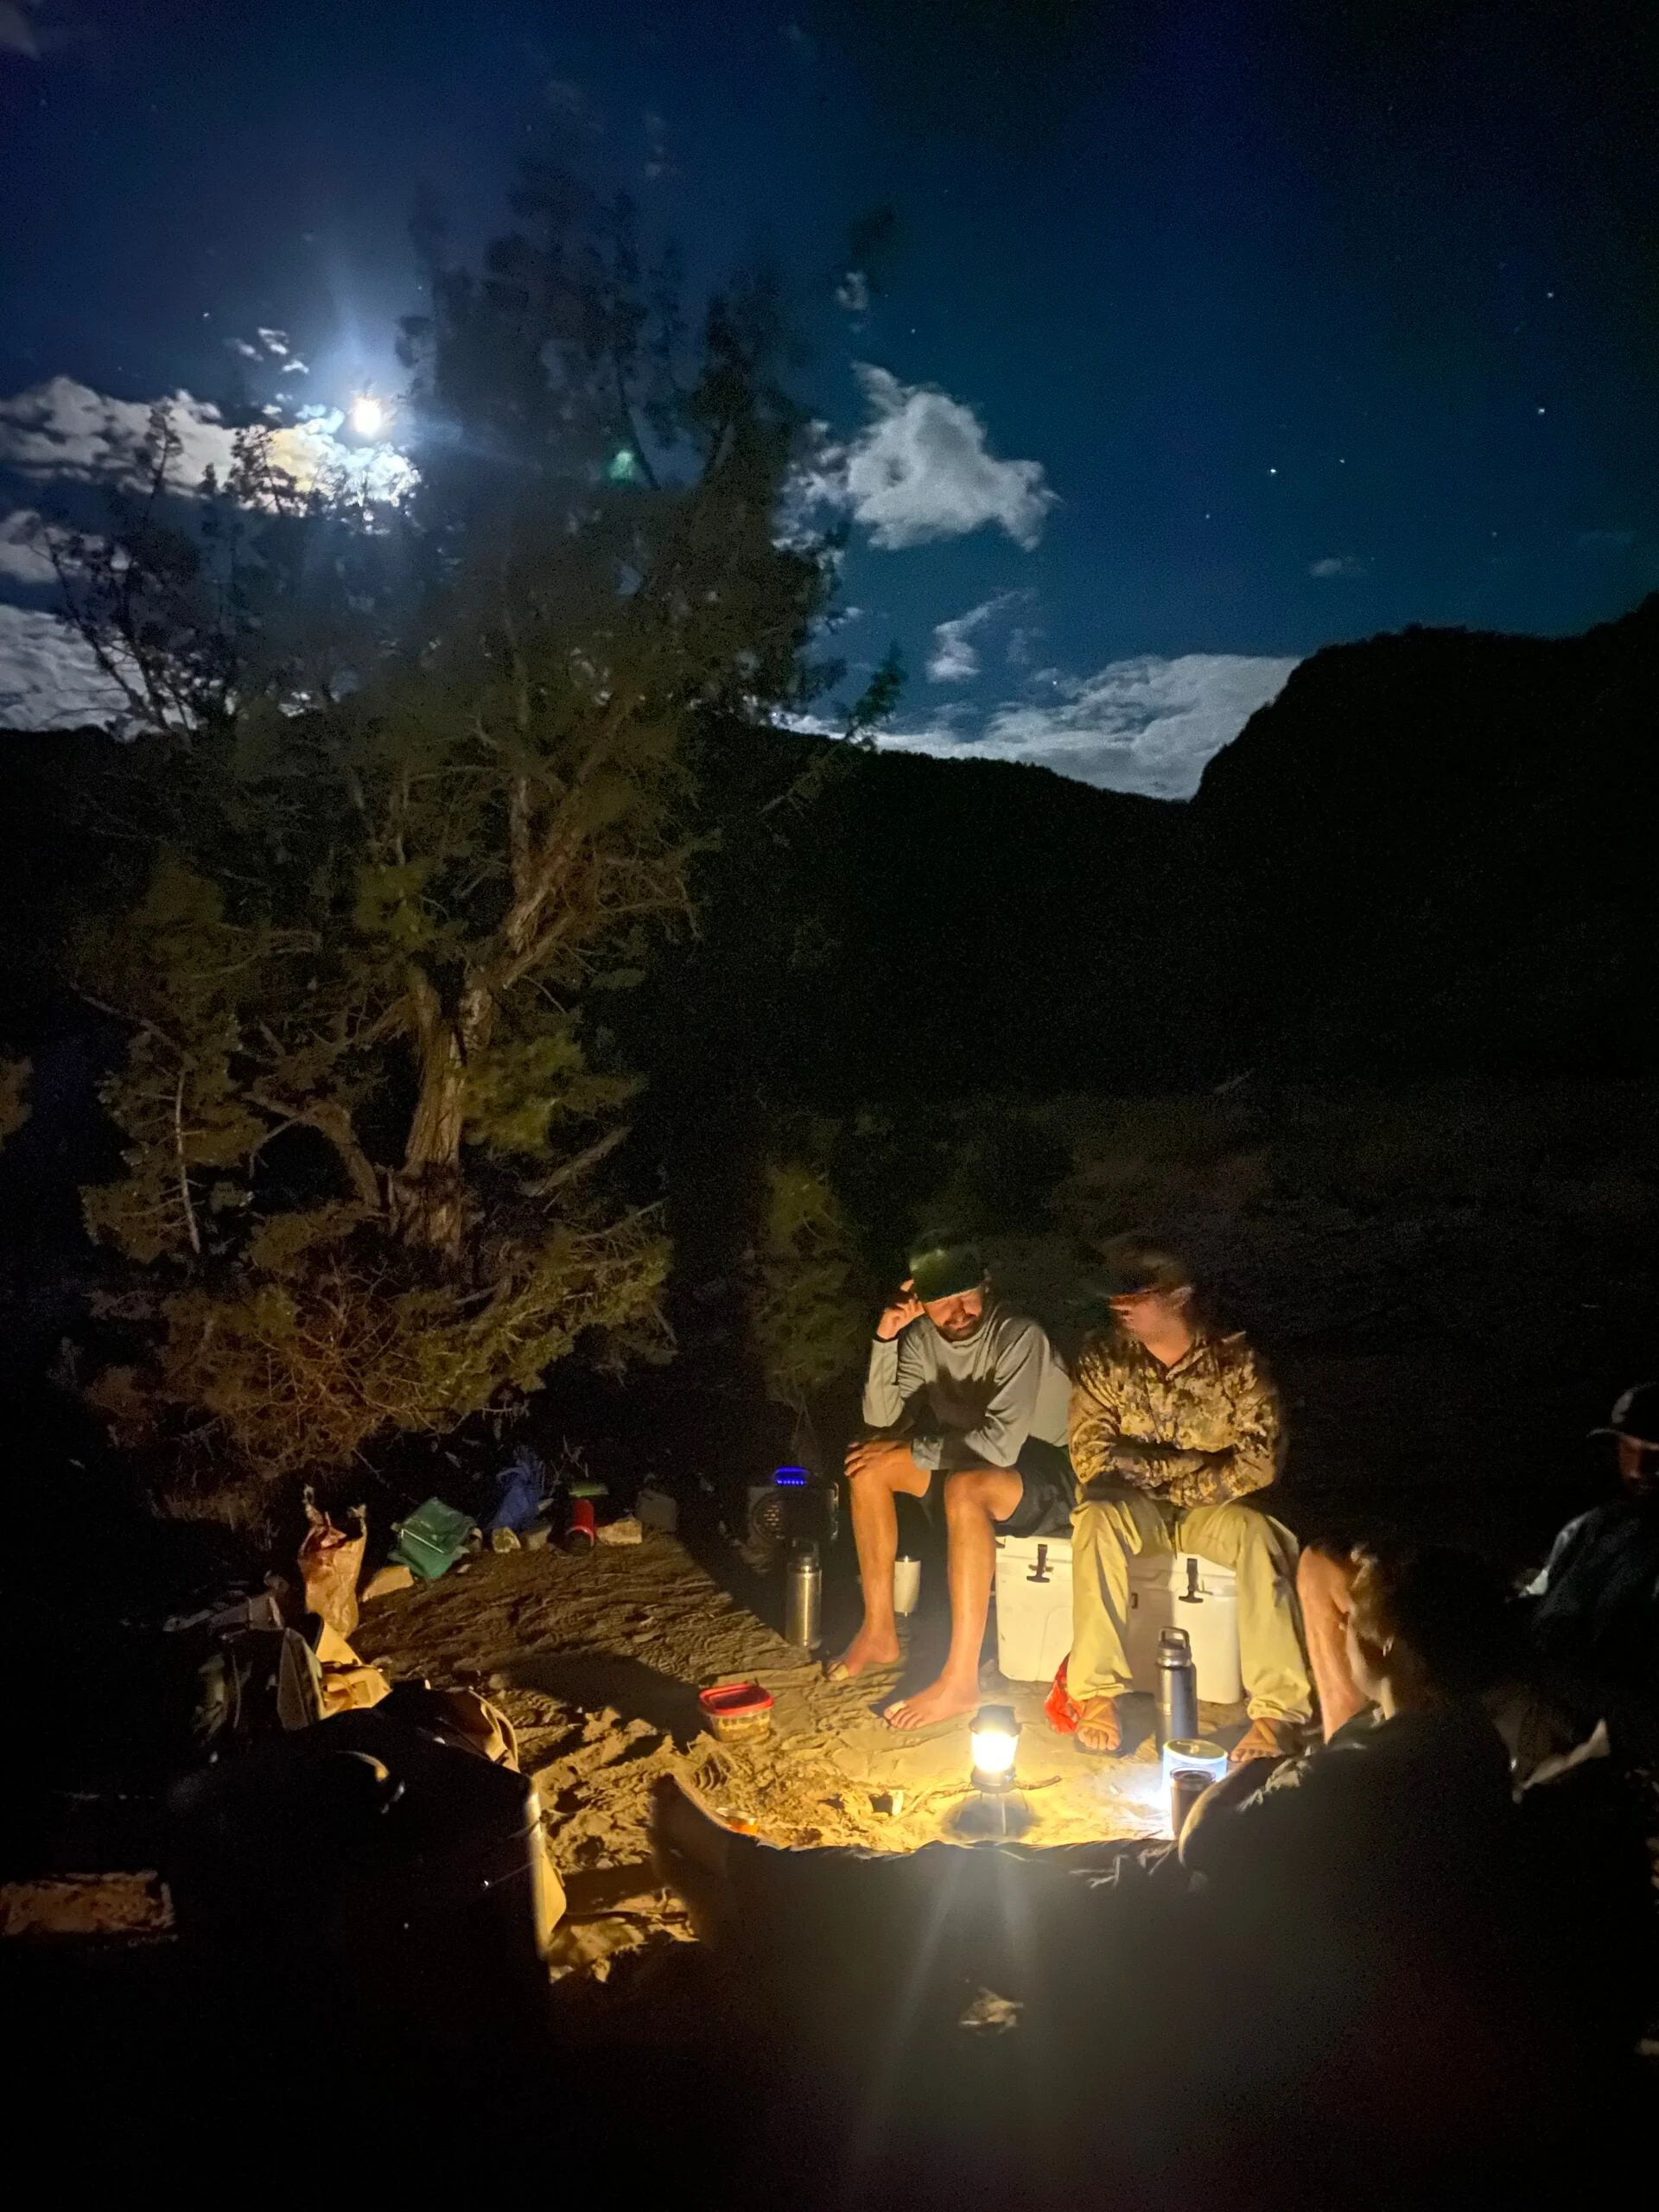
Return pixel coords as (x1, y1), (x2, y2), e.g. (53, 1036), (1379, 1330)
(505, 1649), (707, 1746)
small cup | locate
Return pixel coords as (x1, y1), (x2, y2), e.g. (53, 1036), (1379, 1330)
(893, 1555), (921, 1617)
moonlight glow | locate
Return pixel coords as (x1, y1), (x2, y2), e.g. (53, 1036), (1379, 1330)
(350, 394), (386, 439)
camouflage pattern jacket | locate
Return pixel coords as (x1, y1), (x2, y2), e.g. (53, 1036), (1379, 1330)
(1068, 1325), (1283, 1510)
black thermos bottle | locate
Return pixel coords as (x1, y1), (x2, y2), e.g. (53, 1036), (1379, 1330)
(1155, 1626), (1199, 1748)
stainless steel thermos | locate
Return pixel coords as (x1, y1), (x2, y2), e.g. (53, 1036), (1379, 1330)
(785, 1541), (822, 1650)
(1155, 1626), (1198, 1748)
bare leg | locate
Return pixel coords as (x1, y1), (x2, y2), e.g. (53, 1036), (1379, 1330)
(837, 1440), (929, 1676)
(887, 1468), (1022, 1729)
(1297, 1542), (1365, 1739)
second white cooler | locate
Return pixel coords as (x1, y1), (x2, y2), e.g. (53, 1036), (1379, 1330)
(994, 1535), (1243, 1703)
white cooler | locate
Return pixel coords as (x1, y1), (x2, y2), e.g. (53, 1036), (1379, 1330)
(995, 1535), (1243, 1703)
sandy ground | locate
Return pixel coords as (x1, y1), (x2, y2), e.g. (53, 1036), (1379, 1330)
(352, 1531), (1245, 1980)
(0, 1872), (173, 1939)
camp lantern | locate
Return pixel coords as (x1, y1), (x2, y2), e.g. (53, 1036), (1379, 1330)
(969, 1704), (1021, 1794)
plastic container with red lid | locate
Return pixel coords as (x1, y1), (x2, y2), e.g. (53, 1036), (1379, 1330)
(698, 1681), (774, 1742)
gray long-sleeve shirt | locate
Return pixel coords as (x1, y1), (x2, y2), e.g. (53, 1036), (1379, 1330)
(861, 1301), (1071, 1471)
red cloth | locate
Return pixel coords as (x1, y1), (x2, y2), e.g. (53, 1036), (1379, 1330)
(1045, 1655), (1080, 1733)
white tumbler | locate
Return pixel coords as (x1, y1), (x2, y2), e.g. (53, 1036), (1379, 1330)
(893, 1555), (921, 1617)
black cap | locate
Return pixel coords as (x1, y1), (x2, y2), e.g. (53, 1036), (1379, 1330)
(906, 1234), (986, 1304)
(1592, 1382), (1659, 1450)
(1089, 1234), (1192, 1300)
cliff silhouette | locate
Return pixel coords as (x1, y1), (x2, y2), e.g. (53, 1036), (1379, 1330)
(6, 594), (1658, 1106)
(639, 591), (1659, 1104)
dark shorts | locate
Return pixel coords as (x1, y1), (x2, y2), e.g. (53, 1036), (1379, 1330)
(921, 1436), (1077, 1540)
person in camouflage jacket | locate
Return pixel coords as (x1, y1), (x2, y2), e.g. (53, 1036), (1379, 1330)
(1067, 1238), (1311, 1763)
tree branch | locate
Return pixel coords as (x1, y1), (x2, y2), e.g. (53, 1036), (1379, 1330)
(174, 1068), (202, 1256)
(245, 1084), (384, 1212)
(518, 1121), (631, 1198)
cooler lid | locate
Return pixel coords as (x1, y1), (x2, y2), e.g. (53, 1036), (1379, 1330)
(1129, 1551), (1236, 1599)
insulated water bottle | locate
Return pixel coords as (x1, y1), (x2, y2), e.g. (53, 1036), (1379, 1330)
(785, 1541), (822, 1650)
(1155, 1626), (1198, 1749)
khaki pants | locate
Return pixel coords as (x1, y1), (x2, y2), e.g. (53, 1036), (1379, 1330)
(1069, 1486), (1312, 1722)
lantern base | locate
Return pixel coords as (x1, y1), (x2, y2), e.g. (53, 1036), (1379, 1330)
(952, 1789), (1033, 1841)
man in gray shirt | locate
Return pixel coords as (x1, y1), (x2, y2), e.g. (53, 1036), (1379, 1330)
(836, 1234), (1074, 1729)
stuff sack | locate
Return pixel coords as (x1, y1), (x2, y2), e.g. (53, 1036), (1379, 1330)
(298, 1490), (367, 1637)
(489, 1446), (549, 1535)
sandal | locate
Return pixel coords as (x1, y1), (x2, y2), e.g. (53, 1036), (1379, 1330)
(1074, 1694), (1122, 1755)
(1229, 1715), (1300, 1767)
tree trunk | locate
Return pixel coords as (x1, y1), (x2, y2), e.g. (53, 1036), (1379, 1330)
(388, 968), (481, 1255)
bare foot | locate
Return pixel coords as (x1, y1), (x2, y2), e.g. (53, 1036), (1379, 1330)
(1073, 1695), (1122, 1754)
(885, 1675), (982, 1730)
(833, 1624), (903, 1679)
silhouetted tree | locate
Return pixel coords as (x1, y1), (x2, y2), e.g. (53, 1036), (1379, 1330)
(61, 168), (870, 1496)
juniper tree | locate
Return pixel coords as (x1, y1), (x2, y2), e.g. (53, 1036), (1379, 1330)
(64, 169), (862, 1492)
(748, 1154), (873, 1469)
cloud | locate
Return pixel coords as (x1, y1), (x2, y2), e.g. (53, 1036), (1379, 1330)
(0, 377), (240, 489)
(836, 270), (871, 315)
(0, 377), (415, 502)
(0, 2), (41, 54)
(642, 109), (677, 181)
(0, 0), (84, 57)
(0, 509), (60, 586)
(1309, 554), (1366, 579)
(927, 599), (996, 682)
(0, 379), (426, 729)
(792, 364), (1056, 551)
(870, 652), (1300, 800)
(0, 603), (130, 730)
(925, 590), (1028, 683)
(256, 328), (289, 357)
(544, 75), (603, 133)
(1576, 528), (1636, 551)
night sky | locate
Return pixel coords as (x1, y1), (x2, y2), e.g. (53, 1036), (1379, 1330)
(3, 0), (1657, 792)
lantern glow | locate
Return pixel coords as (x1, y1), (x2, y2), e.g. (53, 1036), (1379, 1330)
(969, 1703), (1020, 1792)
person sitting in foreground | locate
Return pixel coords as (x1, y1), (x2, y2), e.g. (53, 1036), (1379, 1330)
(1300, 1382), (1659, 1756)
(838, 1233), (1073, 1729)
(1066, 1237), (1311, 1762)
(1179, 1548), (1515, 1923)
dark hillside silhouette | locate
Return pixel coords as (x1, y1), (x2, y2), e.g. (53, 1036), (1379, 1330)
(8, 594), (1659, 1135)
(1189, 593), (1659, 1080)
(626, 592), (1659, 1109)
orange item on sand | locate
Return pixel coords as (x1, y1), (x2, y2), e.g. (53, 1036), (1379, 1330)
(1045, 1655), (1080, 1734)
(298, 1489), (367, 1637)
